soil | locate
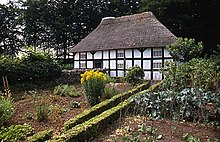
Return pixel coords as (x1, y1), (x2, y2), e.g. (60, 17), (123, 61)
(93, 116), (220, 142)
(8, 85), (89, 135)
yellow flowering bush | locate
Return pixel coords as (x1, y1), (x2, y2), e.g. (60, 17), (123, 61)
(80, 70), (107, 106)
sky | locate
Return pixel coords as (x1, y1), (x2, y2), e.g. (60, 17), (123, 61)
(0, 0), (9, 4)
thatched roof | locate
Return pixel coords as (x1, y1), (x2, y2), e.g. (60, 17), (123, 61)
(70, 12), (176, 53)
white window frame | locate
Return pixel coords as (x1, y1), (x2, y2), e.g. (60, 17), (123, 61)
(117, 63), (124, 69)
(153, 50), (162, 57)
(153, 62), (162, 69)
(80, 52), (86, 60)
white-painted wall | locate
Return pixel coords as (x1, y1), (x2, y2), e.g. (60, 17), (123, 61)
(73, 48), (172, 80)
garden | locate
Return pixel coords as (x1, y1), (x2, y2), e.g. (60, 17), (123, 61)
(0, 38), (220, 142)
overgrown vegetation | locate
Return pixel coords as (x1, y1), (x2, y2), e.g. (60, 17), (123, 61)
(0, 48), (61, 84)
(0, 124), (33, 142)
(53, 84), (80, 97)
(125, 66), (145, 86)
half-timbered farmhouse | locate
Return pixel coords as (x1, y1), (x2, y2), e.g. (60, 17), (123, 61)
(70, 12), (176, 80)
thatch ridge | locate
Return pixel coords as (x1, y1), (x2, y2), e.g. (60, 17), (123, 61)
(71, 12), (176, 53)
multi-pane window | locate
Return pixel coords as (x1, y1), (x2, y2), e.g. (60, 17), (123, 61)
(117, 63), (124, 69)
(80, 52), (86, 60)
(153, 62), (162, 69)
(117, 52), (124, 58)
(153, 50), (162, 57)
(80, 62), (86, 68)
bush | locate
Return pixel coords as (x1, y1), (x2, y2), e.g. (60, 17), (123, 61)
(28, 129), (53, 142)
(0, 124), (33, 142)
(80, 70), (107, 106)
(36, 101), (50, 121)
(53, 84), (80, 97)
(0, 49), (61, 84)
(103, 87), (119, 99)
(125, 66), (145, 86)
(0, 97), (15, 126)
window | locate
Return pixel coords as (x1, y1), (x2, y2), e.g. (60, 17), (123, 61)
(117, 52), (124, 58)
(80, 62), (86, 68)
(117, 63), (124, 69)
(153, 50), (162, 57)
(94, 60), (102, 68)
(80, 52), (86, 60)
(153, 62), (162, 69)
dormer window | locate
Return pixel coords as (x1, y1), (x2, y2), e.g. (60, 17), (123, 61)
(153, 50), (162, 57)
(80, 52), (86, 60)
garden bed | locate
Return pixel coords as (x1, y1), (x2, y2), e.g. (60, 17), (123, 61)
(92, 115), (220, 142)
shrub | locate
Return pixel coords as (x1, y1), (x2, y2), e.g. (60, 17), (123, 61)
(28, 129), (53, 142)
(167, 37), (203, 62)
(103, 87), (119, 99)
(80, 70), (107, 106)
(0, 124), (33, 142)
(125, 66), (145, 86)
(36, 101), (50, 121)
(0, 48), (61, 84)
(0, 97), (15, 126)
(53, 84), (80, 97)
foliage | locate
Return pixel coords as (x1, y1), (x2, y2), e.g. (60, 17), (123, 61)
(64, 82), (152, 131)
(70, 101), (81, 108)
(24, 111), (33, 120)
(161, 58), (220, 92)
(0, 49), (61, 83)
(103, 87), (119, 99)
(80, 70), (107, 106)
(132, 88), (220, 122)
(35, 100), (50, 121)
(28, 129), (53, 142)
(53, 84), (80, 97)
(167, 37), (203, 62)
(0, 97), (14, 126)
(125, 66), (145, 86)
(0, 124), (33, 142)
(139, 0), (220, 55)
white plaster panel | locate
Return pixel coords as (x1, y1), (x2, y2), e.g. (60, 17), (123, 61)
(75, 53), (79, 60)
(143, 49), (151, 58)
(134, 49), (141, 58)
(110, 50), (116, 59)
(110, 71), (116, 77)
(103, 61), (109, 69)
(153, 71), (162, 80)
(144, 71), (151, 80)
(87, 61), (93, 68)
(87, 52), (92, 59)
(134, 60), (141, 67)
(126, 60), (132, 69)
(94, 51), (102, 59)
(103, 51), (109, 59)
(74, 61), (79, 68)
(110, 60), (116, 69)
(164, 49), (172, 57)
(143, 60), (150, 69)
(125, 49), (132, 58)
(117, 71), (124, 77)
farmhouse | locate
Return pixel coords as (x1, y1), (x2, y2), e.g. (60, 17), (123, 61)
(70, 12), (176, 80)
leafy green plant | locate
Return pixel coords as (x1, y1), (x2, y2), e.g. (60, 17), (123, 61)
(80, 70), (107, 106)
(24, 111), (33, 120)
(53, 84), (80, 97)
(167, 37), (203, 62)
(125, 66), (145, 86)
(103, 87), (119, 99)
(70, 101), (81, 108)
(0, 124), (33, 142)
(0, 97), (15, 126)
(35, 101), (50, 121)
(182, 133), (200, 142)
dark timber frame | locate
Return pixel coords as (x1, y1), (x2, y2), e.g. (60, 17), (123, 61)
(73, 47), (172, 80)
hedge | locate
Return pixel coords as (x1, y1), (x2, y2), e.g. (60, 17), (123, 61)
(51, 83), (160, 142)
(27, 129), (53, 142)
(64, 82), (150, 131)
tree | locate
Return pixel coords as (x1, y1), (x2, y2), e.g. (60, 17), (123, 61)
(0, 2), (23, 56)
(139, 0), (220, 56)
(167, 37), (203, 62)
